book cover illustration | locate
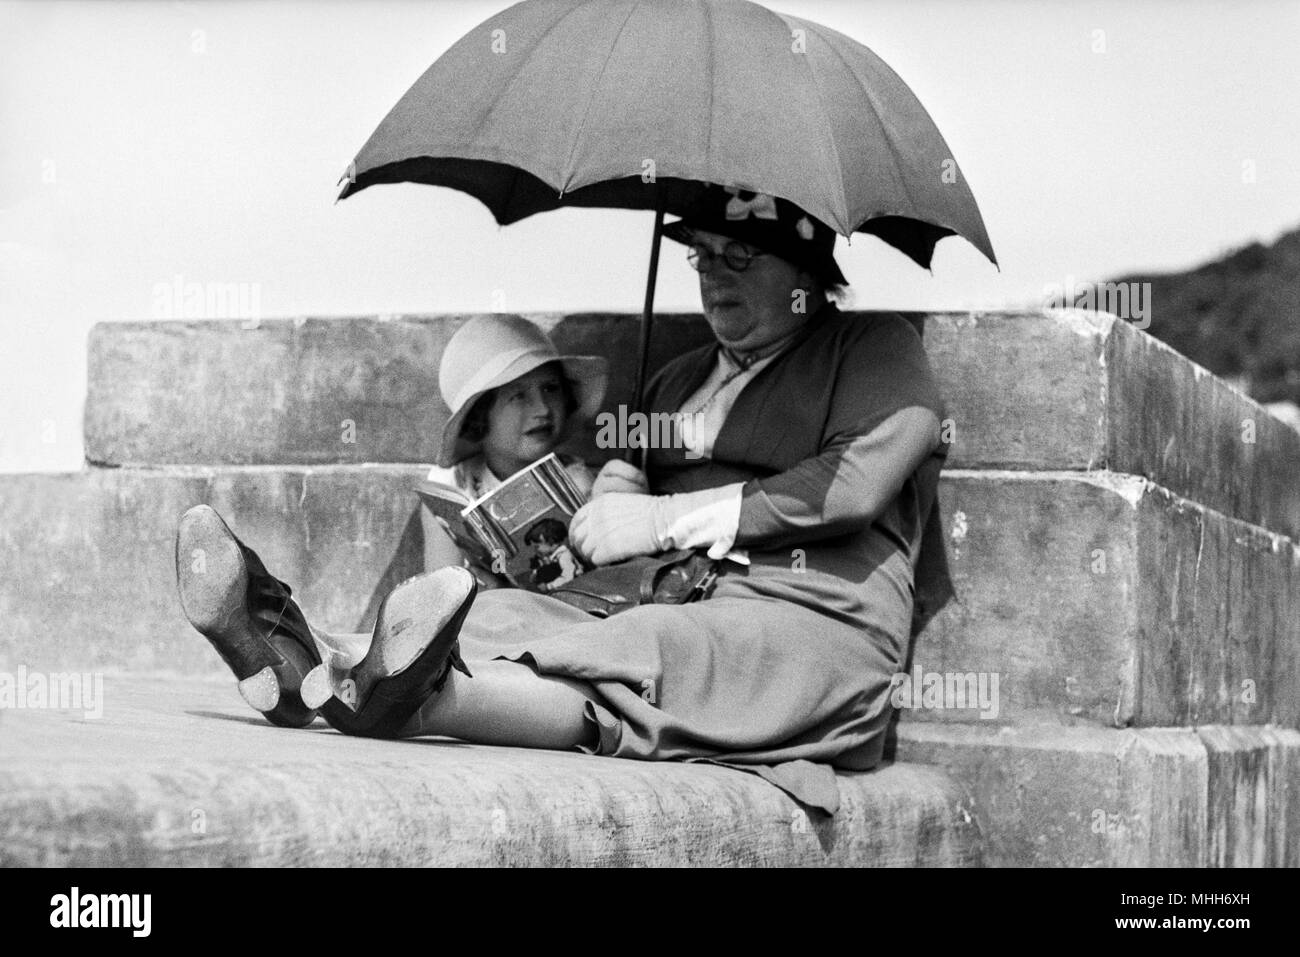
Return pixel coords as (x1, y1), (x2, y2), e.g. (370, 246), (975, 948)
(415, 453), (590, 592)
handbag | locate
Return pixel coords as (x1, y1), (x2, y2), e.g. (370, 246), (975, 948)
(548, 548), (719, 619)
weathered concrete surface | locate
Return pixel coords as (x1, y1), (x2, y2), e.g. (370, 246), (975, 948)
(895, 721), (1300, 867)
(922, 310), (1300, 538)
(84, 311), (1300, 538)
(83, 314), (716, 470)
(912, 470), (1300, 728)
(1197, 725), (1300, 868)
(5, 467), (1297, 730)
(0, 676), (983, 867)
(0, 467), (431, 677)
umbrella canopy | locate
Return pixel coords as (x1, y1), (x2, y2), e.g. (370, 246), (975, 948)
(338, 0), (996, 269)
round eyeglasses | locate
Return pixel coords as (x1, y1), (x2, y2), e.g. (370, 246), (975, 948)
(686, 241), (768, 273)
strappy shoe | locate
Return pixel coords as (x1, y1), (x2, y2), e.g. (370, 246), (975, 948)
(176, 504), (333, 727)
(301, 566), (477, 739)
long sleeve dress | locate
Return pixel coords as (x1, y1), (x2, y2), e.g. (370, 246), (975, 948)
(406, 304), (950, 813)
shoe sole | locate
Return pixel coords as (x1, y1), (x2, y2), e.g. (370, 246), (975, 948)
(176, 505), (316, 726)
(315, 566), (477, 737)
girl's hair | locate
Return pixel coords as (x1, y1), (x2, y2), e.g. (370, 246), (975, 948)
(459, 361), (579, 444)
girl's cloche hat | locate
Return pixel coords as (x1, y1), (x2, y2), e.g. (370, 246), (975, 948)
(437, 314), (607, 467)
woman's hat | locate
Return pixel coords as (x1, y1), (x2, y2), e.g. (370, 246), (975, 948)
(437, 314), (607, 467)
(663, 184), (847, 286)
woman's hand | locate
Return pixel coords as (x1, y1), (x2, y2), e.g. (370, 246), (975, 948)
(570, 484), (746, 566)
(590, 459), (650, 498)
(569, 494), (662, 566)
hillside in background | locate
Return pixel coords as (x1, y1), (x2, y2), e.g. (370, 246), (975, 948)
(1108, 227), (1300, 407)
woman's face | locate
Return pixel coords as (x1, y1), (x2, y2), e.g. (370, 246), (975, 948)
(691, 229), (812, 354)
(482, 363), (569, 475)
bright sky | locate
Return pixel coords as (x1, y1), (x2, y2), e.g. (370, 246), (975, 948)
(2, 0), (1298, 471)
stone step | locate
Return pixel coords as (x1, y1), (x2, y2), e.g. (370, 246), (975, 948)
(924, 310), (1300, 539)
(0, 675), (983, 867)
(0, 466), (430, 678)
(84, 310), (1300, 538)
(83, 313), (716, 469)
(911, 469), (1300, 729)
(894, 721), (1300, 867)
(3, 467), (1295, 729)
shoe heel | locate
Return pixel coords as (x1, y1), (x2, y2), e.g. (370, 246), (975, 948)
(300, 630), (373, 710)
(339, 566), (477, 737)
(301, 662), (359, 711)
(261, 631), (319, 728)
(238, 666), (282, 712)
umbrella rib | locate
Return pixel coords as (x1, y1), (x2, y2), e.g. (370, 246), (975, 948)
(772, 13), (851, 234)
(802, 20), (924, 226)
(468, 0), (597, 174)
(701, 0), (717, 184)
(557, 0), (644, 194)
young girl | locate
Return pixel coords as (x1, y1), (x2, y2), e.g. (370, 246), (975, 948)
(421, 314), (606, 587)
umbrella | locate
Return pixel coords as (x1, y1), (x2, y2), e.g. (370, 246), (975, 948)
(338, 0), (996, 408)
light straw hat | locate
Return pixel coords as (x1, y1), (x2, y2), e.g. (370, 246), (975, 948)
(437, 315), (607, 467)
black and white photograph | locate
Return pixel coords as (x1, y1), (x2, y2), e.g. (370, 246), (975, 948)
(1, 0), (1296, 903)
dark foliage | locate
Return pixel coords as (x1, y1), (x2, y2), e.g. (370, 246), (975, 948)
(1108, 227), (1300, 404)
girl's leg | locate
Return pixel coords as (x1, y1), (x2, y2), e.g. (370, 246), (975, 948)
(395, 659), (601, 750)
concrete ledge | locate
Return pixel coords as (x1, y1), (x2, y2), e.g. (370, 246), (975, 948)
(1199, 725), (1300, 867)
(0, 676), (983, 867)
(914, 470), (1300, 728)
(924, 310), (1300, 538)
(0, 466), (430, 676)
(5, 467), (1297, 731)
(82, 314), (716, 470)
(83, 311), (1300, 538)
(896, 721), (1300, 867)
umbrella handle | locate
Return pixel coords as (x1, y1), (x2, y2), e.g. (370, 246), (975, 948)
(626, 196), (666, 467)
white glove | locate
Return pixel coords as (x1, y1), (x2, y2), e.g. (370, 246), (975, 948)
(569, 493), (661, 566)
(569, 484), (745, 566)
(651, 483), (745, 560)
(591, 459), (650, 498)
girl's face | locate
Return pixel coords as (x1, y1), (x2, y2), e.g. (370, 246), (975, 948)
(482, 363), (569, 477)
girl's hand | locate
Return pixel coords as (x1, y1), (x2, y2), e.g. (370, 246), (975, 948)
(591, 459), (650, 498)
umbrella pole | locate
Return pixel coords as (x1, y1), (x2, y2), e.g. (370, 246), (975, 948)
(626, 196), (666, 465)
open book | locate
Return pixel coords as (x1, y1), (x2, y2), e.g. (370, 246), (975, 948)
(415, 453), (590, 592)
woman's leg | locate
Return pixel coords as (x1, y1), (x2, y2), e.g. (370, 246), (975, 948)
(395, 659), (601, 750)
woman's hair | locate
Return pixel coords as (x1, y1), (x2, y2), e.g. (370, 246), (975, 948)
(824, 282), (852, 307)
(459, 360), (579, 444)
(801, 261), (852, 308)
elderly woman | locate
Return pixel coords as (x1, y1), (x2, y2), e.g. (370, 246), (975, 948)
(176, 186), (949, 813)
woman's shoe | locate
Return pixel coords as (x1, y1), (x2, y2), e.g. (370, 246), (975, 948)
(175, 504), (327, 728)
(302, 566), (477, 739)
